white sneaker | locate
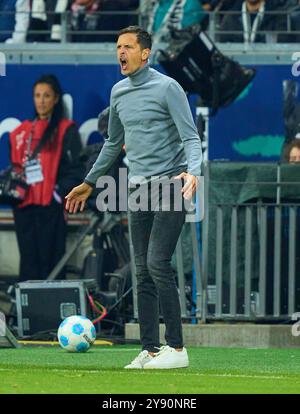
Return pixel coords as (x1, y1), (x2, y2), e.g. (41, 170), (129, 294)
(124, 350), (154, 369)
(144, 345), (189, 369)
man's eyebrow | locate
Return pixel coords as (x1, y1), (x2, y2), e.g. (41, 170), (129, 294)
(117, 43), (133, 48)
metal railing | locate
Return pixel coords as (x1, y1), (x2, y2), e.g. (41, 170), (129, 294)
(0, 10), (141, 43)
(129, 215), (203, 322)
(205, 9), (300, 43)
(201, 162), (300, 322)
(0, 8), (299, 43)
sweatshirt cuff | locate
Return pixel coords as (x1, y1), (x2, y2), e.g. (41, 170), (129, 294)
(84, 179), (95, 188)
(187, 168), (202, 177)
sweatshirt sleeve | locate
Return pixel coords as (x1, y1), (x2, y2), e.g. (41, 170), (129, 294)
(84, 93), (125, 186)
(165, 80), (202, 177)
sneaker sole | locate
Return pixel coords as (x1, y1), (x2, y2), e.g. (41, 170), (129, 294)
(144, 363), (189, 369)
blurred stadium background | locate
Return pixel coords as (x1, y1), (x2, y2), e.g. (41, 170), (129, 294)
(1, 0), (300, 394)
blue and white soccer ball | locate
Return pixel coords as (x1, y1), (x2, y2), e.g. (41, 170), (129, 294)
(57, 315), (96, 352)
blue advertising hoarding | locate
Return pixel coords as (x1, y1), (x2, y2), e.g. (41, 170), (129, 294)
(0, 63), (297, 171)
(0, 64), (123, 170)
(208, 64), (296, 161)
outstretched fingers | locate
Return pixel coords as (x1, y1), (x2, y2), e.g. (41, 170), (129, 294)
(182, 178), (194, 200)
(65, 193), (84, 214)
(174, 172), (197, 200)
(65, 196), (72, 212)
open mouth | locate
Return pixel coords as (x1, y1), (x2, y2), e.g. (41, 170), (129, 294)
(120, 57), (128, 71)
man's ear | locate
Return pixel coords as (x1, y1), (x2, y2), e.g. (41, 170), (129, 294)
(142, 48), (151, 61)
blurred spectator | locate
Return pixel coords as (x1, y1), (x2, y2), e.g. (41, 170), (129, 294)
(283, 80), (300, 143)
(200, 0), (236, 11)
(26, 0), (69, 42)
(200, 0), (240, 27)
(0, 0), (29, 43)
(286, 0), (300, 42)
(10, 74), (84, 281)
(69, 0), (139, 42)
(26, 0), (49, 42)
(218, 0), (291, 43)
(49, 0), (70, 41)
(201, 1), (213, 10)
(147, 0), (207, 43)
(99, 0), (139, 41)
(282, 136), (300, 162)
(69, 0), (102, 42)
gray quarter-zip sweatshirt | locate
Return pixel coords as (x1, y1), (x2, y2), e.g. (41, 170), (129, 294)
(85, 62), (202, 185)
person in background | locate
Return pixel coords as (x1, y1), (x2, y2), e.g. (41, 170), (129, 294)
(9, 74), (84, 281)
(26, 0), (69, 42)
(99, 0), (139, 40)
(201, 0), (236, 11)
(70, 0), (102, 42)
(147, 0), (207, 43)
(200, 0), (240, 26)
(286, 0), (300, 42)
(282, 135), (300, 162)
(0, 0), (29, 43)
(70, 0), (139, 42)
(218, 0), (290, 43)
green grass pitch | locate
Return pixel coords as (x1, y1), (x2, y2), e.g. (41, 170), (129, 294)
(1, 345), (300, 394)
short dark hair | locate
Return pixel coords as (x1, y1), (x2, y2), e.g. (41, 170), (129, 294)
(117, 26), (152, 50)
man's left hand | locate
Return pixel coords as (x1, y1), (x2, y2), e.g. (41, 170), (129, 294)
(174, 172), (198, 200)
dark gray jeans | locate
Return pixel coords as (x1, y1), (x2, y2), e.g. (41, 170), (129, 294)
(128, 179), (187, 352)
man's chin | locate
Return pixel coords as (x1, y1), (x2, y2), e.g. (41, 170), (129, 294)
(120, 68), (131, 76)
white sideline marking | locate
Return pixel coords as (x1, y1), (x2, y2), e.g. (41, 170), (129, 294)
(0, 367), (292, 381)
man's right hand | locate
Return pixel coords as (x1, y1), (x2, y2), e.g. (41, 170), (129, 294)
(65, 182), (93, 214)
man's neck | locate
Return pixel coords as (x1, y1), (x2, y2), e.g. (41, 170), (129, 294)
(246, 0), (264, 12)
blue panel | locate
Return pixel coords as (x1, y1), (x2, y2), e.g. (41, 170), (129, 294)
(208, 65), (297, 161)
(0, 64), (124, 170)
(0, 63), (297, 171)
